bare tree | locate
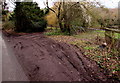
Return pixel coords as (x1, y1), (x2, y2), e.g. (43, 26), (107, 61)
(46, 0), (103, 34)
(46, 0), (64, 31)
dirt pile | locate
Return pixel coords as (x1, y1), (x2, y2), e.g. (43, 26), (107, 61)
(2, 31), (119, 82)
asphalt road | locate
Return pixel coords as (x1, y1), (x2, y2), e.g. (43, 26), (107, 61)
(0, 30), (2, 83)
(1, 31), (29, 81)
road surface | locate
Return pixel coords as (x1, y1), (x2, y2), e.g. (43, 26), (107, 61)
(0, 30), (2, 83)
(1, 31), (29, 81)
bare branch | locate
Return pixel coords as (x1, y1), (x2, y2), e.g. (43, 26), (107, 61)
(57, 2), (61, 18)
(54, 2), (58, 8)
(67, 2), (79, 10)
(46, 0), (56, 14)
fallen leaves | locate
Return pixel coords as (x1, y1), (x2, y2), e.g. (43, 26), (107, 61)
(46, 31), (120, 80)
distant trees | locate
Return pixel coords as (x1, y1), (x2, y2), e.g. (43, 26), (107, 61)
(95, 8), (118, 28)
(46, 0), (104, 35)
(45, 11), (57, 27)
(14, 2), (48, 32)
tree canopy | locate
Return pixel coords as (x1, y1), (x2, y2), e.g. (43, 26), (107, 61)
(46, 1), (106, 35)
(14, 2), (48, 32)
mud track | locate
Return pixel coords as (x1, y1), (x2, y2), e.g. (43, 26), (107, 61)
(2, 31), (119, 82)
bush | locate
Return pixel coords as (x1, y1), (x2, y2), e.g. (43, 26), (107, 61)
(3, 21), (15, 30)
(32, 20), (47, 32)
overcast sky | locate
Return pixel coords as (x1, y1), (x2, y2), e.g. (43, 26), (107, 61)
(6, 0), (120, 11)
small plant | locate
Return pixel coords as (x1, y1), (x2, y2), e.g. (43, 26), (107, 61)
(3, 21), (15, 30)
(96, 30), (105, 33)
(84, 46), (94, 50)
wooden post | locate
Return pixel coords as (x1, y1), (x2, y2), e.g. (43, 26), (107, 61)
(104, 27), (120, 50)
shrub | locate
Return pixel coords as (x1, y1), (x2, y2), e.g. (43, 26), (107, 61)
(3, 21), (15, 30)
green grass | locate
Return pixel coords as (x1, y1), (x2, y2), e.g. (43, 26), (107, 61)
(44, 31), (63, 36)
(45, 27), (71, 36)
(73, 30), (105, 39)
(44, 30), (70, 36)
(114, 33), (120, 39)
(84, 46), (95, 50)
(47, 27), (59, 30)
(96, 30), (105, 33)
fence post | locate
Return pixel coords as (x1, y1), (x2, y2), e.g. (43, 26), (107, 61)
(104, 27), (120, 50)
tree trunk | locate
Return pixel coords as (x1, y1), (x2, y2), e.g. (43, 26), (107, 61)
(58, 21), (64, 32)
(63, 23), (71, 35)
(15, 2), (21, 32)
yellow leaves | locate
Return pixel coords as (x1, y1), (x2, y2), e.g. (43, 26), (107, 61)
(45, 11), (57, 26)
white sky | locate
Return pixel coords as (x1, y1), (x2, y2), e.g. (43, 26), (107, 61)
(6, 0), (120, 11)
(98, 0), (119, 8)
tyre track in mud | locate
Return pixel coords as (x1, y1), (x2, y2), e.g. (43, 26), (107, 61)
(2, 31), (119, 82)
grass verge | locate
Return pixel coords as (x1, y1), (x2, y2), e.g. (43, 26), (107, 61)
(46, 29), (120, 80)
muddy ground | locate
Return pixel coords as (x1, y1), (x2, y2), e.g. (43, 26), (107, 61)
(2, 31), (119, 82)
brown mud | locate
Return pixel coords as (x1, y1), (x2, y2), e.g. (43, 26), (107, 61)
(2, 31), (119, 82)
